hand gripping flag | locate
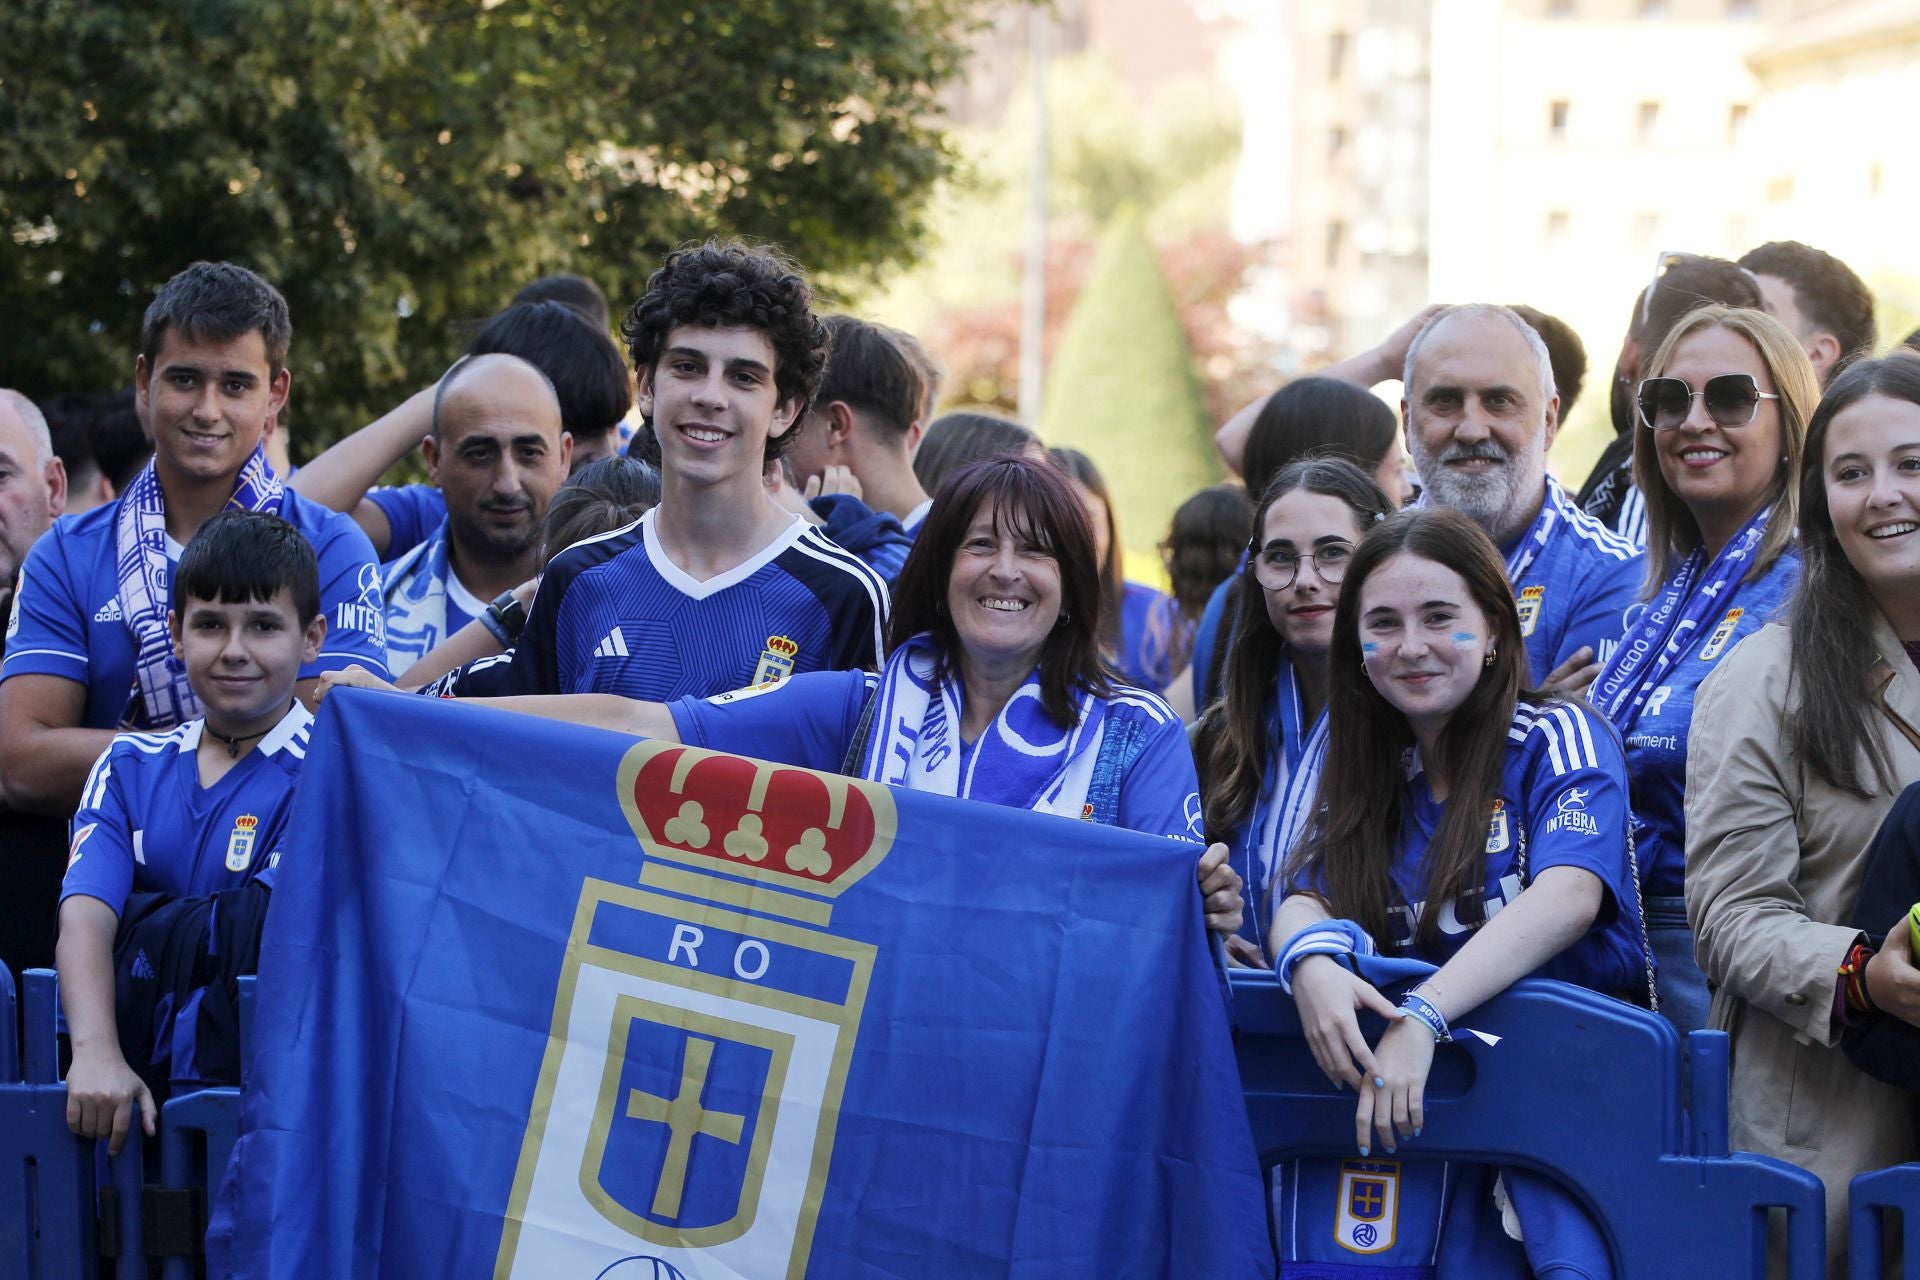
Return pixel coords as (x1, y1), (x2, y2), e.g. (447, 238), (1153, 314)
(208, 691), (1269, 1278)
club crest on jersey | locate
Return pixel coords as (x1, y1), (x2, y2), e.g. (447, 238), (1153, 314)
(1698, 607), (1745, 662)
(497, 740), (897, 1278)
(1515, 586), (1545, 638)
(751, 635), (800, 686)
(1336, 1158), (1400, 1254)
(226, 814), (259, 872)
(1486, 798), (1510, 854)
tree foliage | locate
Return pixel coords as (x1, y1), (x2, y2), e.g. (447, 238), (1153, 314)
(1039, 205), (1218, 559)
(0, 0), (986, 452)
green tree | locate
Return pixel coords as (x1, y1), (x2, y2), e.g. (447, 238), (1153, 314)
(1039, 204), (1217, 559)
(0, 0), (985, 453)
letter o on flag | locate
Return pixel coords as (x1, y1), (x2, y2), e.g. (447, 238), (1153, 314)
(734, 940), (771, 981)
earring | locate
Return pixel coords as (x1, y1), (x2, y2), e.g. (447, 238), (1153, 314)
(1484, 648), (1497, 668)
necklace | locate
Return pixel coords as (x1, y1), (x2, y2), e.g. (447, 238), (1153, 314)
(205, 725), (268, 759)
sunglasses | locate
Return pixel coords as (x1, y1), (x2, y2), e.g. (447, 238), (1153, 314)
(1635, 373), (1780, 432)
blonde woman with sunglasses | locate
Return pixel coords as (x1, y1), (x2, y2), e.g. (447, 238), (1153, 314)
(1587, 305), (1817, 1034)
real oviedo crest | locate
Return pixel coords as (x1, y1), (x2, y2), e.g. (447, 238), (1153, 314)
(495, 740), (897, 1280)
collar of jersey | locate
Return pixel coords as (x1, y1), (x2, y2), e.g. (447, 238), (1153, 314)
(640, 507), (807, 600)
(177, 700), (313, 757)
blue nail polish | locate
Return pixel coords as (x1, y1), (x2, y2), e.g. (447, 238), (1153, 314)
(1385, 1146), (1396, 1154)
(1414, 1127), (1423, 1138)
(1358, 1146), (1370, 1157)
(1373, 1076), (1385, 1089)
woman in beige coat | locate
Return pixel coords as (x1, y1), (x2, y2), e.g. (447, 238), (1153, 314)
(1688, 354), (1920, 1275)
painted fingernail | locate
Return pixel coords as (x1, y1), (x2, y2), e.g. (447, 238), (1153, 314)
(1358, 1146), (1370, 1157)
(1373, 1077), (1385, 1089)
(1413, 1128), (1423, 1138)
(1385, 1146), (1396, 1154)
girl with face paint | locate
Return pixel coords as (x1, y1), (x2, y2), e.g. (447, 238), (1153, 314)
(1265, 508), (1650, 1277)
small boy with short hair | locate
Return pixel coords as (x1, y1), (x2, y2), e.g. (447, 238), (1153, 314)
(57, 509), (325, 1153)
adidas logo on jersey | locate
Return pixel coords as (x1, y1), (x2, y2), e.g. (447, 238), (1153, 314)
(130, 949), (156, 981)
(592, 627), (630, 659)
(93, 597), (124, 623)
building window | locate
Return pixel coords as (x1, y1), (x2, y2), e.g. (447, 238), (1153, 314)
(1726, 103), (1749, 145)
(1326, 220), (1346, 270)
(1328, 32), (1349, 82)
(1549, 100), (1570, 140)
(1636, 101), (1661, 144)
(1545, 210), (1571, 241)
(1632, 212), (1659, 249)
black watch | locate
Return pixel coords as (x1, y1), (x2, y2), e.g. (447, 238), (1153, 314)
(485, 590), (529, 646)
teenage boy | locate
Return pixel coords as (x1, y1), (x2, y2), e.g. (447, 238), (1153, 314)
(494, 241), (888, 700)
(0, 261), (388, 816)
(59, 511), (323, 1152)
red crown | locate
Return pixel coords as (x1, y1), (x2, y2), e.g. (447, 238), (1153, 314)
(234, 814), (259, 830)
(616, 740), (894, 897)
(765, 635), (799, 658)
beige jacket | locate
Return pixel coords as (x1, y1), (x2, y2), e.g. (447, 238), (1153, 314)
(1687, 617), (1920, 1276)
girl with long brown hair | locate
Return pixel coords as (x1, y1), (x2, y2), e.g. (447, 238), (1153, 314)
(1267, 507), (1649, 1273)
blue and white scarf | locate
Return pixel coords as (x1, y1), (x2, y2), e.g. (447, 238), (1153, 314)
(1243, 649), (1320, 895)
(1502, 475), (1578, 585)
(859, 632), (1107, 816)
(1590, 505), (1771, 735)
(116, 447), (284, 728)
(380, 521), (463, 679)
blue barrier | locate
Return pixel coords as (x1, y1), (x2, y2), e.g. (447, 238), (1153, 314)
(1230, 967), (1828, 1278)
(1, 964), (16, 1083)
(1850, 1163), (1920, 1279)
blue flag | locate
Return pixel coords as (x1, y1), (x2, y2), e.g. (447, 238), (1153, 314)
(209, 691), (1269, 1277)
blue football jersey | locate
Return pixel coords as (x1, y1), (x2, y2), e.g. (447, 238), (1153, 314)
(1506, 481), (1644, 683)
(62, 703), (311, 916)
(367, 483), (447, 561)
(1390, 700), (1644, 996)
(1618, 551), (1799, 898)
(671, 669), (1204, 842)
(2, 490), (390, 731)
(497, 510), (887, 701)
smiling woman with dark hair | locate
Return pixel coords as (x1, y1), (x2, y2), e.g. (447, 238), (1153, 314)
(1685, 353), (1920, 1270)
(323, 455), (1245, 936)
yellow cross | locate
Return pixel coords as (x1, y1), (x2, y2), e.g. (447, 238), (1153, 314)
(1353, 1182), (1384, 1217)
(625, 1036), (747, 1219)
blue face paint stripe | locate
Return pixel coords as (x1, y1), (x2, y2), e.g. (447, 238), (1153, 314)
(1452, 632), (1478, 645)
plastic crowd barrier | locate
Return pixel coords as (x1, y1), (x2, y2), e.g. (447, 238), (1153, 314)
(0, 968), (248, 1279)
(1851, 1163), (1920, 1279)
(1230, 966), (1828, 1278)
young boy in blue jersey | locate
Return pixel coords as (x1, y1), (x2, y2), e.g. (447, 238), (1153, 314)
(492, 240), (888, 700)
(58, 511), (323, 1154)
(0, 260), (388, 817)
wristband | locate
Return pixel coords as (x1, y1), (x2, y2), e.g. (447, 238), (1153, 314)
(483, 590), (528, 647)
(1397, 991), (1452, 1043)
(1840, 942), (1878, 1016)
(1276, 926), (1357, 996)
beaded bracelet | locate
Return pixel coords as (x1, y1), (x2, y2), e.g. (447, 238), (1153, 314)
(1398, 990), (1452, 1043)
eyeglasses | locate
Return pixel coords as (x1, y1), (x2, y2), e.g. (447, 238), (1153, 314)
(1635, 373), (1781, 432)
(1249, 540), (1354, 591)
